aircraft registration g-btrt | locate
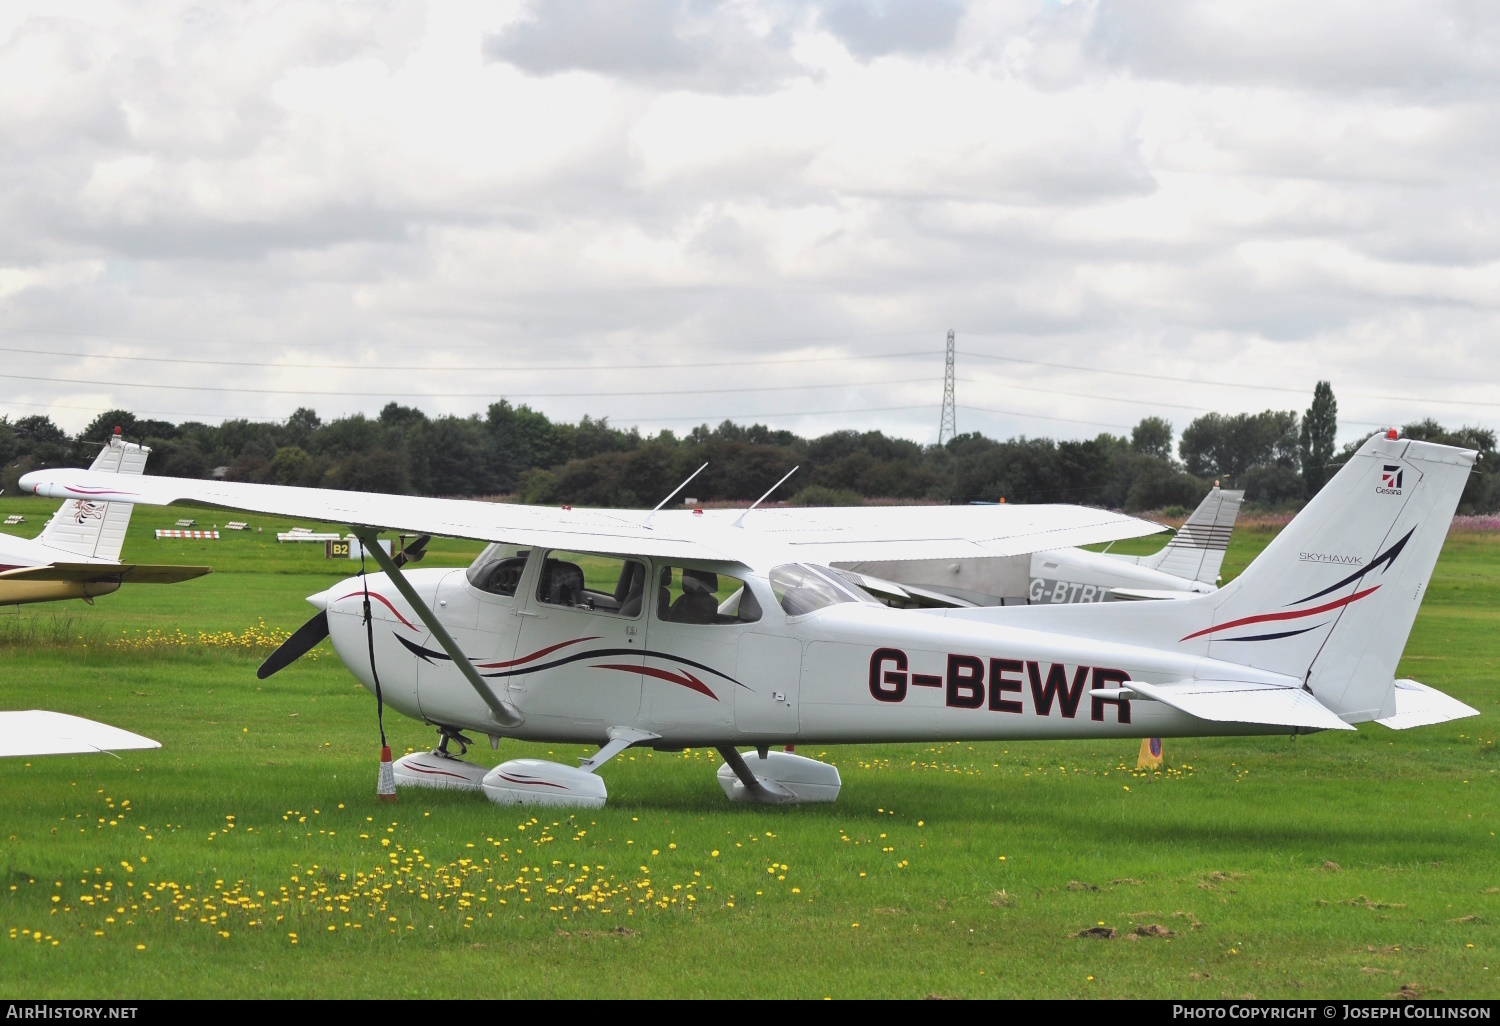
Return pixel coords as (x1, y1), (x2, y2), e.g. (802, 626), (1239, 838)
(20, 431), (1481, 808)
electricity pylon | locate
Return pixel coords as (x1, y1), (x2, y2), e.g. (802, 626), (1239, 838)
(938, 329), (957, 445)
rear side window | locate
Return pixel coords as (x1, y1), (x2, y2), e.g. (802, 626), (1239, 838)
(769, 564), (862, 616)
(656, 567), (761, 625)
(537, 551), (647, 616)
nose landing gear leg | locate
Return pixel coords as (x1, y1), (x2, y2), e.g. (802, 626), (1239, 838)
(436, 727), (474, 758)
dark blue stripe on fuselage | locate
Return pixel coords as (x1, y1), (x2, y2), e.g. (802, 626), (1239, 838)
(1215, 623), (1325, 643)
(393, 633), (746, 688)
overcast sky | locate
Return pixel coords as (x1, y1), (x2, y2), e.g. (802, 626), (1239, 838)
(2, 0), (1497, 447)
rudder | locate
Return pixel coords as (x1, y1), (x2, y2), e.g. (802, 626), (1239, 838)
(38, 430), (149, 563)
(1139, 485), (1244, 585)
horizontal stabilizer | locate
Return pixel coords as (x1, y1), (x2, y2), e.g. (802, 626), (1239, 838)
(0, 710), (160, 758)
(834, 570), (975, 608)
(0, 563), (211, 584)
(1108, 588), (1198, 602)
(1375, 678), (1479, 730)
(1125, 678), (1355, 731)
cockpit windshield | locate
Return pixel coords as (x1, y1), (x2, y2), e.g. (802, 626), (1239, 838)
(768, 564), (873, 616)
(466, 543), (529, 598)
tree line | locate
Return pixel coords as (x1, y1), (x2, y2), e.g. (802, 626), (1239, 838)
(2, 382), (1496, 512)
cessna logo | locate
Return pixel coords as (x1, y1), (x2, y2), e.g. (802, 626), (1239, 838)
(868, 648), (1132, 723)
(1377, 465), (1403, 495)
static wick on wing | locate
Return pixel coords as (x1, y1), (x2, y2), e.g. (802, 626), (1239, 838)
(643, 462), (708, 528)
(733, 465), (799, 528)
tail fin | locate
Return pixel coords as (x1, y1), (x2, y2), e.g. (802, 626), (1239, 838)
(1196, 432), (1476, 722)
(1139, 486), (1244, 585)
(38, 429), (149, 563)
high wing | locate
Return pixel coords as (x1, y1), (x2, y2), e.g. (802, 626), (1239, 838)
(0, 710), (159, 758)
(0, 563), (211, 584)
(19, 469), (1165, 570)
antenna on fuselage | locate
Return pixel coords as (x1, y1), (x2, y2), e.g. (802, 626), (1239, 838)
(643, 462), (708, 528)
(733, 465), (799, 528)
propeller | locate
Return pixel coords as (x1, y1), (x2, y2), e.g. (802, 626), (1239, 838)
(257, 610), (329, 680)
(394, 534), (430, 568)
(257, 533), (429, 679)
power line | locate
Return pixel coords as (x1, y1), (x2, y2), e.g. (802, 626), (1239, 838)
(0, 370), (941, 399)
(958, 351), (1500, 410)
(0, 344), (934, 374)
(0, 395), (1398, 434)
(955, 332), (1488, 388)
(7, 325), (937, 354)
(957, 376), (1208, 411)
(636, 403), (1134, 431)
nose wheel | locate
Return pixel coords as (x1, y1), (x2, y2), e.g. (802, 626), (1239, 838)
(435, 726), (474, 758)
(389, 726), (487, 791)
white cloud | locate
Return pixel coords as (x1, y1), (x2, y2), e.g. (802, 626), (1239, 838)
(0, 0), (1498, 447)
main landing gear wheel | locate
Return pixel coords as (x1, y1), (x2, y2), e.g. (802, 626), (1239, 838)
(716, 748), (841, 804)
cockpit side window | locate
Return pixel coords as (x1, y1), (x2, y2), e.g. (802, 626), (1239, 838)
(466, 543), (530, 598)
(537, 550), (646, 616)
(768, 564), (867, 616)
(656, 567), (762, 625)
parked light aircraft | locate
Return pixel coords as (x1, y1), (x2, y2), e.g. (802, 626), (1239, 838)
(19, 431), (1479, 806)
(0, 429), (209, 606)
(0, 429), (194, 758)
(850, 486), (1245, 607)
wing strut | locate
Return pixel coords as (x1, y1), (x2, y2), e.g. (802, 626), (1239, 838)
(351, 527), (523, 729)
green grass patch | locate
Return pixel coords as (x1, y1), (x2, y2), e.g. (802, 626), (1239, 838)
(0, 501), (1496, 997)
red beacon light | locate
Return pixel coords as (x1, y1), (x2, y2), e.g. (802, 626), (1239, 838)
(1387, 428), (1399, 440)
(693, 508), (704, 516)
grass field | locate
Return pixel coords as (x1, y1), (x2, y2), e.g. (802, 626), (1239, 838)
(0, 499), (1495, 998)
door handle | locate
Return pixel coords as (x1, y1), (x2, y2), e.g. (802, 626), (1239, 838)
(515, 609), (542, 618)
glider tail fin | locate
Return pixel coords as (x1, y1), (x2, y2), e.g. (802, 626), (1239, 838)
(1199, 432), (1476, 722)
(38, 430), (149, 563)
(1140, 486), (1243, 585)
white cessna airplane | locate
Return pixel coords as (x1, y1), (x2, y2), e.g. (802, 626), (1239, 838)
(0, 429), (202, 758)
(19, 430), (1479, 807)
